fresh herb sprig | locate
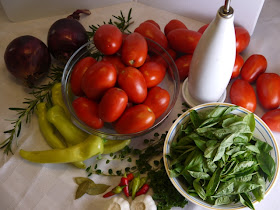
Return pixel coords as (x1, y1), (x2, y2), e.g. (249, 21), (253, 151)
(1, 66), (63, 154)
(87, 8), (133, 38)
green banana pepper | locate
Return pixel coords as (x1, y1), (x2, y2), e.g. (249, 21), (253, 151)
(20, 135), (104, 163)
(47, 105), (88, 146)
(51, 83), (71, 118)
(35, 102), (86, 169)
(103, 139), (131, 154)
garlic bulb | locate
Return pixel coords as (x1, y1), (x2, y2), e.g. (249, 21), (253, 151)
(130, 195), (157, 210)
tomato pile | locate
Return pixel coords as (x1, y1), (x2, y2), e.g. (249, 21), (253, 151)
(70, 19), (280, 134)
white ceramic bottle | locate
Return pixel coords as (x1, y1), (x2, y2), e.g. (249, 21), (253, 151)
(185, 0), (236, 106)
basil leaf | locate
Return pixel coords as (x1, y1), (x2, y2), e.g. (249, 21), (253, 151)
(206, 168), (222, 196)
(190, 110), (202, 128)
(193, 179), (207, 200)
(257, 152), (276, 182)
(246, 145), (260, 154)
(214, 195), (232, 205)
(243, 113), (255, 133)
(252, 173), (266, 202)
(213, 133), (236, 162)
(188, 170), (210, 180)
(222, 115), (243, 128)
(207, 106), (228, 118)
(239, 193), (255, 210)
(255, 140), (273, 153)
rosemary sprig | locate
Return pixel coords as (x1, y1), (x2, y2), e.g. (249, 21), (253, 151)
(1, 66), (63, 155)
(87, 8), (133, 38)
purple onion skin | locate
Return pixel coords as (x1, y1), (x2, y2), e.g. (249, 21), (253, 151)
(47, 18), (88, 64)
(4, 35), (51, 87)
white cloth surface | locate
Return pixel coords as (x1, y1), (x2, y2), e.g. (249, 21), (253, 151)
(0, 1), (279, 210)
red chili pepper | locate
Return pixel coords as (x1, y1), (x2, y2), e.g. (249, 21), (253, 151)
(127, 173), (134, 181)
(135, 183), (150, 196)
(119, 174), (130, 197)
(103, 185), (125, 198)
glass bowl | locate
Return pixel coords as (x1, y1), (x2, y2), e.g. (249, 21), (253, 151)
(163, 102), (279, 210)
(61, 38), (180, 140)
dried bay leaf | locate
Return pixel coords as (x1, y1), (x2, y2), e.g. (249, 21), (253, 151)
(87, 184), (110, 195)
(74, 177), (95, 185)
(75, 180), (92, 199)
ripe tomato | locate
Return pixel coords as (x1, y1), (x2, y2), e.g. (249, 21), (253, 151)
(256, 73), (280, 109)
(102, 55), (126, 74)
(93, 24), (122, 55)
(81, 61), (117, 101)
(114, 104), (155, 134)
(262, 109), (280, 132)
(143, 86), (170, 119)
(118, 67), (147, 103)
(164, 19), (188, 35)
(230, 79), (256, 112)
(231, 54), (244, 79)
(134, 21), (168, 51)
(144, 20), (160, 29)
(197, 24), (209, 34)
(167, 28), (201, 54)
(98, 87), (128, 122)
(151, 48), (176, 69)
(174, 54), (193, 81)
(72, 97), (103, 129)
(70, 57), (97, 96)
(240, 54), (267, 83)
(235, 26), (250, 53)
(139, 61), (166, 88)
(121, 32), (148, 67)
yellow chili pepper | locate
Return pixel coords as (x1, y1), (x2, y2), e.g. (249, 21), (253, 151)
(35, 102), (86, 169)
(103, 139), (131, 154)
(51, 83), (71, 118)
(46, 105), (88, 146)
(20, 135), (104, 164)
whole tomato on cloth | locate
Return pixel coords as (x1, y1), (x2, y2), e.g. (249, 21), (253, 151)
(72, 97), (104, 129)
(102, 55), (126, 74)
(139, 61), (166, 88)
(262, 109), (280, 132)
(81, 61), (117, 100)
(98, 87), (128, 122)
(134, 21), (168, 51)
(231, 54), (244, 79)
(143, 86), (170, 119)
(167, 28), (201, 54)
(230, 79), (256, 112)
(121, 32), (148, 67)
(93, 24), (122, 55)
(256, 73), (280, 109)
(235, 26), (250, 53)
(164, 19), (188, 35)
(118, 67), (147, 103)
(240, 54), (267, 83)
(114, 104), (155, 134)
(197, 23), (209, 34)
(144, 20), (161, 29)
(174, 54), (193, 81)
(70, 57), (97, 96)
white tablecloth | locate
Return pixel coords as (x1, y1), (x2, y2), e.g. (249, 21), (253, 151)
(0, 1), (279, 210)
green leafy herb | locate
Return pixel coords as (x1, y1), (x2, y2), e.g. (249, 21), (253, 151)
(167, 106), (276, 209)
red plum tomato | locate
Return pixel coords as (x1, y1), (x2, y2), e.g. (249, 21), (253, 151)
(151, 48), (176, 69)
(235, 26), (250, 53)
(114, 104), (155, 134)
(93, 24), (122, 55)
(197, 24), (209, 34)
(134, 22), (168, 51)
(143, 86), (170, 119)
(231, 54), (244, 79)
(118, 67), (147, 103)
(102, 55), (126, 74)
(164, 19), (188, 35)
(144, 20), (161, 29)
(230, 79), (256, 112)
(72, 97), (104, 129)
(98, 87), (128, 122)
(139, 61), (166, 88)
(167, 28), (201, 54)
(121, 32), (148, 67)
(240, 54), (267, 83)
(81, 61), (117, 101)
(70, 57), (97, 96)
(262, 109), (280, 132)
(256, 73), (280, 109)
(175, 54), (193, 81)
